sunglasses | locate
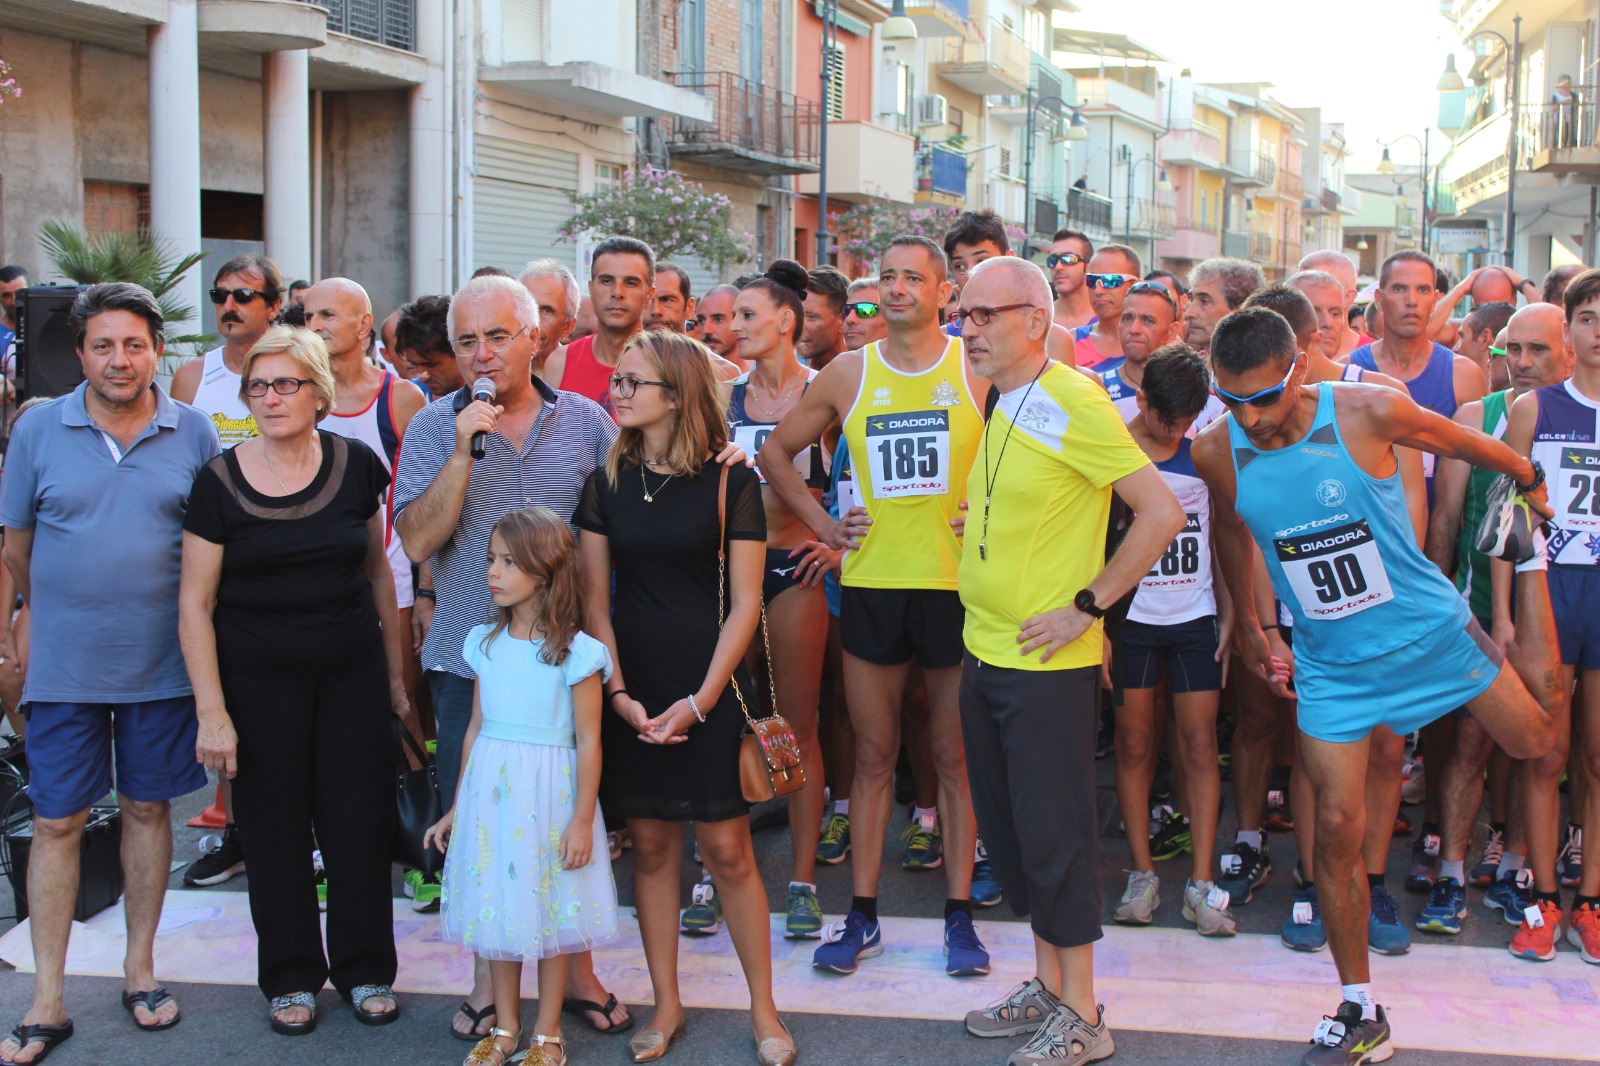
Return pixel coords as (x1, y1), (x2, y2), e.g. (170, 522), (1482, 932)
(1126, 281), (1178, 312)
(1488, 345), (1507, 358)
(1086, 273), (1132, 290)
(1213, 357), (1299, 408)
(210, 287), (271, 305)
(845, 301), (881, 319)
(1046, 252), (1085, 269)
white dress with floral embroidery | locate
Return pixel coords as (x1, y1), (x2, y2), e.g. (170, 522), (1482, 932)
(439, 625), (620, 960)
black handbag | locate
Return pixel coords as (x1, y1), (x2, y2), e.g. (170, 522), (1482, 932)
(392, 721), (445, 875)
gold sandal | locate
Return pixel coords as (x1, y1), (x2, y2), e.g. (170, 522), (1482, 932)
(463, 1026), (523, 1066)
(628, 1016), (686, 1062)
(524, 1032), (567, 1066)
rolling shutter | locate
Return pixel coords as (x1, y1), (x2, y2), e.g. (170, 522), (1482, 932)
(472, 136), (579, 274)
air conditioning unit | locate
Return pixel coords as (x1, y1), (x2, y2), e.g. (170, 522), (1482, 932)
(918, 93), (949, 127)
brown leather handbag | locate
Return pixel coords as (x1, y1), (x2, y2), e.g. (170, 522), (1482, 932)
(716, 465), (807, 803)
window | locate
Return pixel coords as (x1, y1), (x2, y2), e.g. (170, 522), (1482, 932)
(739, 0), (762, 83)
(83, 181), (149, 238)
(899, 66), (916, 133)
(1024, 9), (1047, 56)
(999, 146), (1012, 177)
(948, 105), (964, 135)
(679, 0), (704, 76)
(596, 161), (624, 194)
(1199, 189), (1208, 230)
(501, 0), (546, 64)
(824, 44), (846, 121)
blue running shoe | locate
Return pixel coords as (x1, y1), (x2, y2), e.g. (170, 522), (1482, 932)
(1415, 876), (1467, 935)
(1367, 884), (1411, 955)
(1281, 884), (1326, 952)
(1484, 869), (1532, 926)
(1217, 839), (1271, 905)
(812, 911), (882, 974)
(815, 812), (852, 865)
(944, 912), (991, 976)
(970, 842), (1003, 908)
(1558, 825), (1583, 888)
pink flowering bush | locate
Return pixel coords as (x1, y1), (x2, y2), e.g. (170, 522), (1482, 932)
(558, 165), (756, 271)
(836, 200), (963, 273)
(0, 59), (21, 105)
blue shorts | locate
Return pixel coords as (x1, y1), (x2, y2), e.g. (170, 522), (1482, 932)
(1550, 567), (1600, 670)
(1120, 616), (1223, 693)
(824, 570), (842, 619)
(1295, 616), (1503, 744)
(22, 696), (207, 819)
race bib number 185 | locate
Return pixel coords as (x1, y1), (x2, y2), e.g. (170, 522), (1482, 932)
(863, 410), (950, 499)
(1274, 518), (1395, 620)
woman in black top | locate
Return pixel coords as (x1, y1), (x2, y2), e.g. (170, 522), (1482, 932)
(576, 331), (794, 1066)
(178, 326), (409, 1036)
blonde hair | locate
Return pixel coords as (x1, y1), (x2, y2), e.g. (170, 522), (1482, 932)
(479, 508), (587, 666)
(239, 325), (337, 422)
(604, 329), (728, 488)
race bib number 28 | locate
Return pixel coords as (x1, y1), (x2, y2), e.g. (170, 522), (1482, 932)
(1555, 446), (1600, 532)
(1274, 518), (1395, 620)
(863, 410), (950, 499)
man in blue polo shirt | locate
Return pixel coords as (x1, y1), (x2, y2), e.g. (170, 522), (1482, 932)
(0, 282), (219, 1064)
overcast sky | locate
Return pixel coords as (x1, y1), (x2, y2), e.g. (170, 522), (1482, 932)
(1061, 0), (1461, 173)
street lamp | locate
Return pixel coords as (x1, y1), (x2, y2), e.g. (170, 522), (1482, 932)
(816, 0), (916, 266)
(1123, 154), (1169, 246)
(1377, 130), (1431, 255)
(1438, 16), (1521, 265)
(1020, 89), (1088, 257)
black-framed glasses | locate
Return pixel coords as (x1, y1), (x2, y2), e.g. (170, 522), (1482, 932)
(1046, 252), (1085, 269)
(1213, 357), (1299, 408)
(210, 287), (270, 305)
(455, 324), (529, 356)
(845, 301), (881, 319)
(954, 303), (1035, 328)
(1126, 281), (1178, 312)
(609, 374), (674, 398)
(244, 377), (316, 397)
(1086, 273), (1132, 290)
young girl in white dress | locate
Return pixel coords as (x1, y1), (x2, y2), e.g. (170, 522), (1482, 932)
(424, 508), (618, 1066)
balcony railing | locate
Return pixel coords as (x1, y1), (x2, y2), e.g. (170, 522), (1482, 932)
(1249, 232), (1279, 265)
(665, 71), (820, 176)
(1228, 149), (1277, 187)
(1066, 188), (1114, 236)
(1222, 229), (1250, 259)
(1320, 187), (1340, 212)
(1126, 198), (1176, 239)
(1519, 93), (1600, 173)
(1278, 168), (1304, 200)
(933, 19), (1030, 95)
(321, 0), (414, 50)
(917, 144), (968, 199)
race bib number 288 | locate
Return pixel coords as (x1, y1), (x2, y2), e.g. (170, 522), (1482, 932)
(863, 410), (950, 499)
(1273, 518), (1395, 620)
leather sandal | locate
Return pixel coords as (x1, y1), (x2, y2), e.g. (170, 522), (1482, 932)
(122, 988), (180, 1032)
(462, 1026), (523, 1066)
(344, 983), (400, 1026)
(268, 992), (317, 1036)
(1, 1020), (74, 1065)
(524, 1032), (568, 1066)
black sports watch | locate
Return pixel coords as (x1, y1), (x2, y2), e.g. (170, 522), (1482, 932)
(1074, 588), (1105, 618)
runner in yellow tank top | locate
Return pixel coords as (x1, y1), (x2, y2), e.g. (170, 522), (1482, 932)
(760, 236), (992, 977)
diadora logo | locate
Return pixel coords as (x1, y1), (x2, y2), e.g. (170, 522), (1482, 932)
(1273, 513), (1350, 538)
(872, 386), (892, 407)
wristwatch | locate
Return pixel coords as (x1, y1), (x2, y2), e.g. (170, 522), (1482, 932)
(1518, 459), (1546, 493)
(1073, 588), (1105, 618)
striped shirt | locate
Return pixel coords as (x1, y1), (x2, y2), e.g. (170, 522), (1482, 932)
(393, 377), (618, 678)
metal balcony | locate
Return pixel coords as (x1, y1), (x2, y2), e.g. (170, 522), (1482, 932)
(665, 71), (820, 176)
(1228, 149), (1276, 187)
(322, 0), (413, 50)
(933, 18), (1029, 97)
(915, 144), (967, 203)
(1522, 93), (1600, 176)
(1222, 229), (1250, 259)
(1065, 188), (1114, 238)
(1125, 198), (1176, 239)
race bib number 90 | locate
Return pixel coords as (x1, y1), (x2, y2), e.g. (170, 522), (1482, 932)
(864, 410), (950, 499)
(1274, 518), (1395, 620)
(731, 423), (813, 486)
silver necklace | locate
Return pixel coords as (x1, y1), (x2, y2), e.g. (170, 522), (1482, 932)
(640, 462), (675, 503)
(262, 441), (313, 495)
(747, 373), (800, 419)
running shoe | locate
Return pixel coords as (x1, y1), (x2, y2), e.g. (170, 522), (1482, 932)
(815, 812), (851, 864)
(1404, 831), (1441, 894)
(1558, 824), (1583, 888)
(971, 847), (1004, 908)
(1112, 871), (1160, 926)
(784, 884), (823, 939)
(1400, 759), (1425, 806)
(1301, 1001), (1391, 1066)
(1509, 899), (1563, 962)
(965, 978), (1061, 1039)
(812, 911), (882, 974)
(403, 869), (442, 913)
(900, 818), (944, 871)
(1281, 885), (1327, 952)
(680, 875), (723, 936)
(1182, 879), (1237, 937)
(1484, 869), (1533, 926)
(1217, 839), (1271, 905)
(1469, 826), (1505, 887)
(1568, 900), (1600, 964)
(944, 911), (992, 976)
(1008, 1003), (1114, 1066)
(1148, 807), (1192, 861)
(1264, 788), (1295, 833)
(313, 850), (327, 912)
(1367, 884), (1411, 955)
(1415, 876), (1466, 935)
(184, 826), (246, 887)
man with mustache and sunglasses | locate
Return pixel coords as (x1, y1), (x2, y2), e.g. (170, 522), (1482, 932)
(1075, 245), (1142, 371)
(172, 255), (284, 449)
(1193, 305), (1557, 1066)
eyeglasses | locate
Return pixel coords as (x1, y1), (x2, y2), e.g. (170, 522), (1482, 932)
(1488, 345), (1508, 358)
(210, 287), (270, 305)
(845, 301), (881, 319)
(953, 304), (1035, 328)
(456, 324), (529, 356)
(609, 374), (675, 398)
(1126, 281), (1178, 312)
(1046, 252), (1085, 269)
(244, 377), (315, 397)
(1213, 357), (1300, 408)
(1086, 274), (1133, 290)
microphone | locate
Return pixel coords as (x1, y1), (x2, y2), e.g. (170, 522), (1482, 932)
(469, 376), (497, 460)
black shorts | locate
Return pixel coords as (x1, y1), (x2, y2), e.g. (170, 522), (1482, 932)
(1119, 615), (1222, 693)
(839, 585), (964, 669)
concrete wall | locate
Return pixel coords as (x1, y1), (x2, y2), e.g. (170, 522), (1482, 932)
(320, 89), (411, 318)
(0, 30), (90, 274)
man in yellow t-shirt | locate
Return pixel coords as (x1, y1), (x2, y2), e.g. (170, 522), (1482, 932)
(953, 257), (1183, 1064)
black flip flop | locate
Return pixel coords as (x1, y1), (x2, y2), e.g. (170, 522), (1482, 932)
(562, 993), (634, 1035)
(451, 1001), (496, 1042)
(3, 1020), (74, 1064)
(122, 988), (180, 1032)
